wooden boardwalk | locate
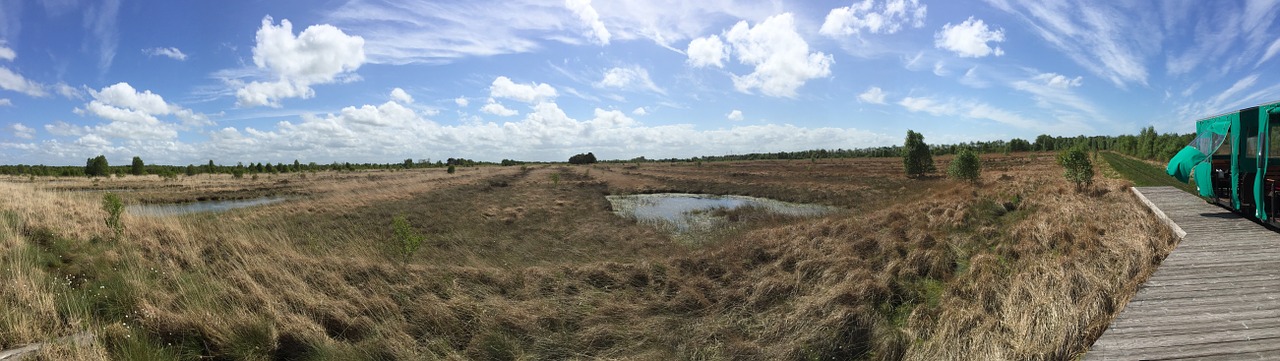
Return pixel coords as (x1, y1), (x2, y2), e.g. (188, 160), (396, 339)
(1087, 186), (1280, 359)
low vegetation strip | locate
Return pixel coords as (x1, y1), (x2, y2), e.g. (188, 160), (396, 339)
(0, 156), (1178, 360)
(1101, 152), (1196, 193)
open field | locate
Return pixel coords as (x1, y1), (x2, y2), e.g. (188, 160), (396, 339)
(1, 154), (1177, 359)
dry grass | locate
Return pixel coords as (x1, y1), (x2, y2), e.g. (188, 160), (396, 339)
(0, 154), (1176, 359)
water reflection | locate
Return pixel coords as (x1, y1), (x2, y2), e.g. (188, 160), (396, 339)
(127, 197), (287, 216)
(605, 193), (837, 232)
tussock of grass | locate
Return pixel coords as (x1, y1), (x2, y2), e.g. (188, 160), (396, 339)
(0, 156), (1176, 359)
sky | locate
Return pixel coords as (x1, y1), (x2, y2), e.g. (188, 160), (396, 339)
(1, 0), (1279, 166)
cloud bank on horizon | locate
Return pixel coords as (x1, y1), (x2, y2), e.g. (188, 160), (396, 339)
(1, 0), (1279, 166)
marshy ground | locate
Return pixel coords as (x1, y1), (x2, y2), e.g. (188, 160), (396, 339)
(1, 153), (1177, 359)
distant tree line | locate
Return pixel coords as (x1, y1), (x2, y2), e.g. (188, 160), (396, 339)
(617, 128), (1193, 164)
(0, 156), (499, 177)
(0, 127), (1195, 177)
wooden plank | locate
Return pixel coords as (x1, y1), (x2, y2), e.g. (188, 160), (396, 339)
(1090, 335), (1280, 360)
(1108, 300), (1280, 322)
(1143, 271), (1280, 286)
(1086, 187), (1280, 360)
(1091, 326), (1280, 352)
(1122, 292), (1280, 310)
(1101, 317), (1280, 338)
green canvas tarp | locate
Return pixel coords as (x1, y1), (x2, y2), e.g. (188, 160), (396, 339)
(1166, 114), (1231, 197)
(1166, 146), (1201, 183)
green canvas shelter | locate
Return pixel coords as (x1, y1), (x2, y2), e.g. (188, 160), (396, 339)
(1167, 101), (1280, 221)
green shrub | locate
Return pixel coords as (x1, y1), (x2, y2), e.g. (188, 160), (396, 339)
(130, 156), (145, 176)
(1057, 148), (1094, 191)
(447, 165), (456, 174)
(102, 193), (124, 238)
(903, 130), (935, 178)
(948, 149), (981, 183)
(550, 173), (560, 185)
(392, 215), (424, 261)
(85, 155), (109, 177)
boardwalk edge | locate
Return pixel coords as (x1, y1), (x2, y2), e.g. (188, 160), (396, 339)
(1131, 187), (1187, 239)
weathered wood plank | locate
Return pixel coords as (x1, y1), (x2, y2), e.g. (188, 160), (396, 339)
(1090, 335), (1280, 360)
(1121, 292), (1280, 310)
(1092, 325), (1280, 352)
(1086, 187), (1280, 360)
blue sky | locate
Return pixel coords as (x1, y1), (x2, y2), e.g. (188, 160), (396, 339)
(1, 0), (1279, 165)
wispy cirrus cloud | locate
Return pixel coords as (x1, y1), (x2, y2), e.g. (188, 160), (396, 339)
(0, 67), (46, 97)
(85, 0), (121, 73)
(898, 94), (1088, 133)
(984, 0), (1154, 88)
(1162, 0), (1280, 75)
(325, 0), (778, 64)
(143, 47), (188, 61)
(1009, 71), (1102, 125)
(595, 65), (664, 95)
(0, 43), (47, 98)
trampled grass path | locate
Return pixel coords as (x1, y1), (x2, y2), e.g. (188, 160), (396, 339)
(1087, 187), (1280, 359)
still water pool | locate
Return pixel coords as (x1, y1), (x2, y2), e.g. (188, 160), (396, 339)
(127, 197), (287, 216)
(605, 193), (838, 232)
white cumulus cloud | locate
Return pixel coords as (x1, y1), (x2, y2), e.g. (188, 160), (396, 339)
(335, 100), (419, 127)
(481, 99), (519, 117)
(0, 43), (13, 61)
(78, 82), (213, 141)
(686, 34), (728, 68)
(142, 47), (187, 61)
(935, 17), (1005, 58)
(93, 82), (171, 115)
(390, 87), (414, 103)
(45, 121), (87, 137)
(236, 16), (366, 108)
(632, 107), (648, 116)
(858, 86), (886, 104)
(820, 0), (928, 37)
(490, 76), (557, 103)
(0, 98), (9, 107)
(724, 13), (834, 97)
(75, 133), (111, 148)
(565, 0), (611, 45)
(455, 96), (469, 107)
(0, 67), (46, 97)
(727, 109), (744, 121)
(7, 123), (34, 139)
